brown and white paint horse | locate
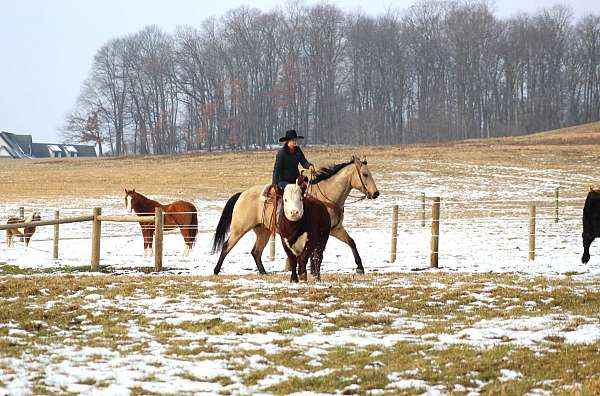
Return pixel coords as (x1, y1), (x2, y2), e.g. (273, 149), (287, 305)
(212, 155), (380, 275)
(124, 189), (198, 257)
(5, 211), (41, 247)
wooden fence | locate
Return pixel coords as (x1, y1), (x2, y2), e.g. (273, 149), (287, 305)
(386, 188), (573, 268)
(0, 187), (579, 272)
(0, 207), (164, 272)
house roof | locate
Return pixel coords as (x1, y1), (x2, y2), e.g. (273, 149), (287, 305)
(71, 144), (97, 157)
(11, 134), (32, 155)
(0, 132), (30, 158)
(30, 143), (52, 158)
(1, 131), (97, 158)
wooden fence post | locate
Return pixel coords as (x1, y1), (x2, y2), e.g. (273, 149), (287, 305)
(269, 234), (276, 261)
(18, 207), (25, 242)
(430, 197), (441, 268)
(154, 207), (164, 272)
(421, 193), (426, 227)
(555, 187), (559, 223)
(390, 205), (399, 263)
(529, 204), (536, 261)
(53, 210), (59, 260)
(91, 207), (101, 271)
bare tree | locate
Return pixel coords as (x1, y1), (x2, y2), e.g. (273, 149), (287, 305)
(65, 1), (600, 154)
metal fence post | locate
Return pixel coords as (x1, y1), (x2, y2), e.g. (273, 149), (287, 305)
(430, 197), (441, 268)
(555, 187), (559, 223)
(421, 193), (426, 227)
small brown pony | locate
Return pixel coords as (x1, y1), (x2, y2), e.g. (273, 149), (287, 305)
(5, 211), (41, 248)
(124, 189), (198, 257)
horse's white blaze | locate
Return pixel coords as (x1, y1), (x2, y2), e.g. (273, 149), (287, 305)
(283, 184), (304, 221)
(126, 195), (133, 212)
(284, 232), (308, 256)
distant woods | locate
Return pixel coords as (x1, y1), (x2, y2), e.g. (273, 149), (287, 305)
(63, 1), (600, 155)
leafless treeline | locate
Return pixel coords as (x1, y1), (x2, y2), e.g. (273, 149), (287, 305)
(63, 1), (600, 155)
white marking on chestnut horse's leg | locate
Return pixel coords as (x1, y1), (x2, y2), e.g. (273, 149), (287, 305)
(183, 245), (190, 257)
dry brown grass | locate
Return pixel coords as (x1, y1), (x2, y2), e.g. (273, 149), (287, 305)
(3, 273), (598, 395)
(2, 121), (600, 201)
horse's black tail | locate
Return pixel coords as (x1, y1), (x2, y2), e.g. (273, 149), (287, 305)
(212, 192), (242, 254)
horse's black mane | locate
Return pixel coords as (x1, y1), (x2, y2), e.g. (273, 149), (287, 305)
(309, 158), (366, 184)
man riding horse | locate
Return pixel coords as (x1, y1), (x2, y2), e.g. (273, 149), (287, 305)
(212, 129), (380, 276)
(272, 129), (316, 190)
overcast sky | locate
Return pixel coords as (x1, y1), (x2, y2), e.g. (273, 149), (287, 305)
(1, 0), (598, 142)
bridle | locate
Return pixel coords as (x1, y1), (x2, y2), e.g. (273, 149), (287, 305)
(307, 158), (369, 206)
(349, 159), (369, 204)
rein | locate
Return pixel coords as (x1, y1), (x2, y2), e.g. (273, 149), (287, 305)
(343, 160), (368, 205)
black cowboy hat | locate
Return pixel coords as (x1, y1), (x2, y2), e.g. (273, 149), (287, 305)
(279, 129), (304, 142)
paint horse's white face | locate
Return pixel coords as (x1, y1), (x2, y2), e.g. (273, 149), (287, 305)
(283, 184), (304, 222)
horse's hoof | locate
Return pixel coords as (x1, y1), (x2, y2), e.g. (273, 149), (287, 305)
(582, 254), (590, 264)
(356, 268), (365, 274)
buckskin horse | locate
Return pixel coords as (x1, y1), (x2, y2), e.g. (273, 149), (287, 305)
(5, 211), (41, 248)
(124, 189), (198, 257)
(279, 178), (331, 282)
(212, 155), (380, 275)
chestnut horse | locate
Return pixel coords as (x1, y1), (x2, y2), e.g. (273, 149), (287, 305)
(124, 189), (198, 257)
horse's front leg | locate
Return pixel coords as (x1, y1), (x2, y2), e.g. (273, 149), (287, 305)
(582, 233), (595, 264)
(330, 225), (364, 274)
(142, 227), (154, 257)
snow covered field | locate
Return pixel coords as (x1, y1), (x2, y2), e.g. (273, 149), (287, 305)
(1, 158), (599, 395)
(0, 159), (596, 277)
(1, 274), (599, 395)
